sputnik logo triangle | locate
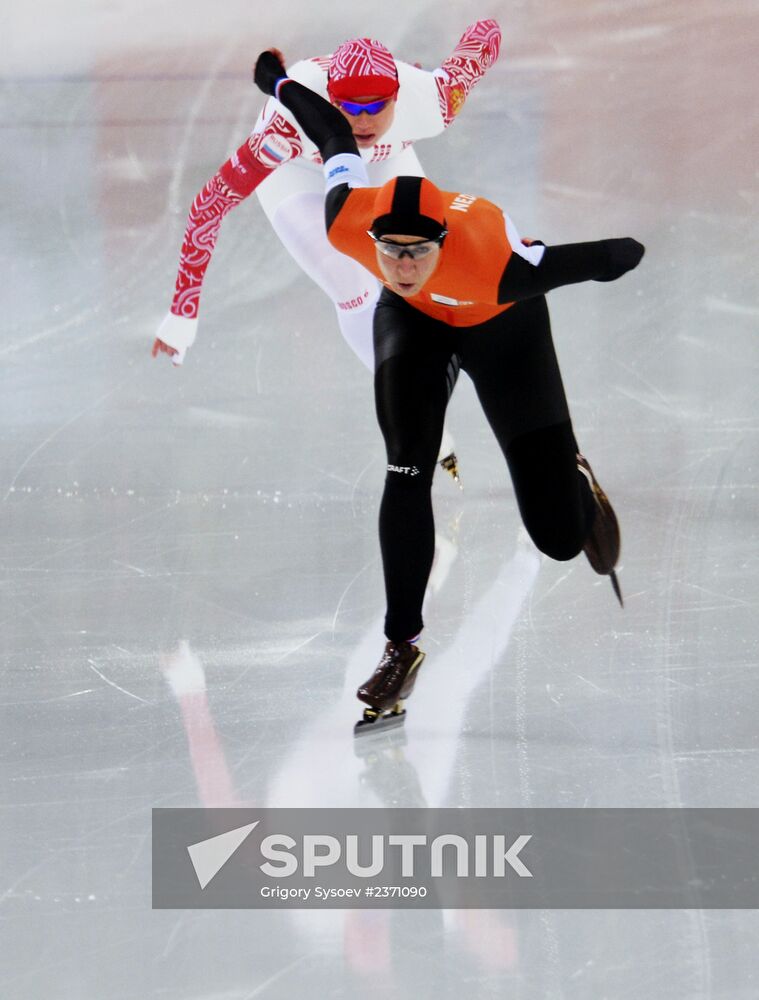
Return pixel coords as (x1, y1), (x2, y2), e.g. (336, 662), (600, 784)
(187, 821), (259, 889)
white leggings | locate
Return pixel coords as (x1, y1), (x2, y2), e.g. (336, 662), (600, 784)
(268, 189), (379, 367)
(256, 149), (426, 370)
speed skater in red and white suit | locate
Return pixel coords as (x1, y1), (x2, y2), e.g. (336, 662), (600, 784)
(153, 21), (500, 367)
(152, 21), (501, 472)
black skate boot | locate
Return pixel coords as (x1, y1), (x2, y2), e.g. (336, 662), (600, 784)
(439, 452), (463, 489)
(577, 454), (624, 607)
(354, 641), (426, 736)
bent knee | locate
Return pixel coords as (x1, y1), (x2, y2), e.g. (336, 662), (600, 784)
(523, 516), (585, 562)
(536, 537), (584, 562)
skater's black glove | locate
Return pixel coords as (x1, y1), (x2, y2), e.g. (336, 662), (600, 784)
(595, 238), (645, 281)
(254, 50), (288, 96)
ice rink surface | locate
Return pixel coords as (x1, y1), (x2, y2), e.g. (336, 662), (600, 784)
(2, 0), (758, 996)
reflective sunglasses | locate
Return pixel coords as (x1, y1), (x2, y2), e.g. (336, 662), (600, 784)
(368, 231), (447, 260)
(335, 97), (392, 116)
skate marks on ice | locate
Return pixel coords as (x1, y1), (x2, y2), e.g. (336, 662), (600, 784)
(154, 533), (541, 983)
(157, 531), (542, 813)
(268, 531), (542, 809)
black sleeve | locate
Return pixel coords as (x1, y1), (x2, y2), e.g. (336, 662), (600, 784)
(497, 238), (644, 302)
(325, 184), (353, 232)
(275, 79), (371, 233)
(275, 80), (359, 162)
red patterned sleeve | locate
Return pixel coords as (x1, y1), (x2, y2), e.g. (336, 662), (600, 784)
(170, 174), (244, 319)
(434, 19), (502, 128)
(169, 111), (304, 320)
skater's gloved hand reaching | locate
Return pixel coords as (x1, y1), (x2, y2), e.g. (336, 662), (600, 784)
(254, 49), (288, 96)
(151, 312), (198, 367)
(595, 238), (645, 281)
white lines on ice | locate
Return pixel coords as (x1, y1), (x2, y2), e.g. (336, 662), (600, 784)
(611, 360), (691, 418)
(86, 659), (152, 704)
(681, 582), (754, 608)
(185, 406), (260, 428)
(663, 676), (698, 693)
(350, 456), (376, 517)
(0, 785), (183, 912)
(159, 582), (265, 625)
(272, 632), (322, 663)
(615, 386), (702, 420)
(674, 333), (747, 363)
(0, 859), (62, 909)
(119, 826), (151, 879)
(506, 55), (578, 72)
(18, 498), (180, 572)
(0, 596), (51, 634)
(225, 631), (324, 692)
(652, 450), (718, 488)
(57, 86), (96, 270)
(572, 673), (611, 696)
(1, 307), (95, 357)
(330, 557), (379, 634)
(546, 686), (562, 710)
(0, 689), (94, 707)
(613, 359), (671, 399)
(159, 913), (191, 960)
(704, 296), (759, 318)
(167, 42), (236, 215)
(542, 181), (607, 202)
(532, 565), (576, 609)
(104, 148), (149, 183)
(254, 343), (264, 395)
(111, 560), (150, 577)
(2, 374), (134, 503)
(240, 953), (318, 998)
(606, 24), (671, 43)
(0, 688), (95, 708)
(101, 734), (185, 782)
(228, 83), (257, 151)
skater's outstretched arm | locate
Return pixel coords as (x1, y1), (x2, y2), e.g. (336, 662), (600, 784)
(152, 162), (267, 365)
(255, 51), (357, 160)
(434, 19), (502, 128)
(253, 51), (645, 302)
(153, 57), (307, 365)
(254, 50), (367, 227)
(496, 236), (645, 303)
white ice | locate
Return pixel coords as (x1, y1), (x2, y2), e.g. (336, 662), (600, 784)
(2, 1), (758, 997)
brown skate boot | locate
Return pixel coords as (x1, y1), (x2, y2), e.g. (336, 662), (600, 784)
(354, 641), (426, 736)
(577, 454), (624, 607)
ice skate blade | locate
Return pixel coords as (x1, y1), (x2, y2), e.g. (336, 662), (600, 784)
(610, 569), (624, 608)
(354, 705), (406, 738)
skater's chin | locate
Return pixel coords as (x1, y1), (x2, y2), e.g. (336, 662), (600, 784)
(391, 281), (420, 297)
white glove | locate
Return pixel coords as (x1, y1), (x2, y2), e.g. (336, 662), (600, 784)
(153, 312), (198, 366)
(160, 640), (207, 697)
